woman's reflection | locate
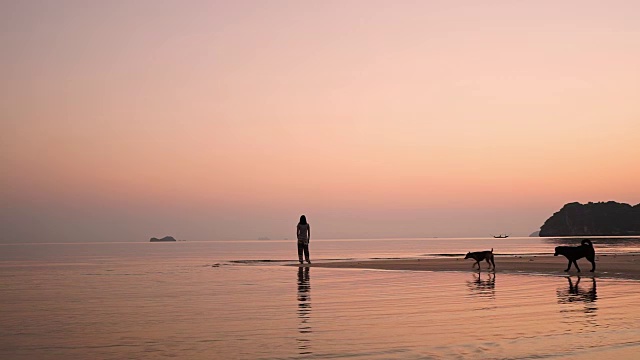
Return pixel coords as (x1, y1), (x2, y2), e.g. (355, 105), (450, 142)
(556, 276), (597, 314)
(297, 267), (312, 355)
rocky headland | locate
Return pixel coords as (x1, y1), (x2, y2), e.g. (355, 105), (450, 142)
(150, 236), (177, 242)
(539, 201), (640, 236)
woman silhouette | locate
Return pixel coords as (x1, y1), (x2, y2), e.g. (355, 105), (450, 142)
(297, 215), (311, 264)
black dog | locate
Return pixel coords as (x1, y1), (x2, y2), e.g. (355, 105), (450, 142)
(554, 239), (595, 272)
(464, 248), (495, 270)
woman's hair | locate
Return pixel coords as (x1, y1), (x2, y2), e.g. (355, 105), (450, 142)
(299, 215), (307, 225)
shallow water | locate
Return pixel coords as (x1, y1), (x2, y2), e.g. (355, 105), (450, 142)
(2, 239), (640, 359)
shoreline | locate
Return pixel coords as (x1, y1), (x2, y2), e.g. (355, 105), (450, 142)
(306, 254), (640, 280)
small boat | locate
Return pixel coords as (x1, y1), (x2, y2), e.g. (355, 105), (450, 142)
(492, 234), (509, 238)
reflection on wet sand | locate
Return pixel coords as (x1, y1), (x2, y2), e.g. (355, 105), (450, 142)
(297, 267), (311, 356)
(467, 272), (496, 299)
(557, 276), (597, 312)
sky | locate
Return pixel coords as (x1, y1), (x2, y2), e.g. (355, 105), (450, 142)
(2, 1), (640, 242)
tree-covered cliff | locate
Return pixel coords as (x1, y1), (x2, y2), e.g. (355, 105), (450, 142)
(539, 201), (640, 236)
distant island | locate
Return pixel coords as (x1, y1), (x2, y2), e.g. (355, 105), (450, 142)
(150, 236), (177, 242)
(539, 201), (640, 236)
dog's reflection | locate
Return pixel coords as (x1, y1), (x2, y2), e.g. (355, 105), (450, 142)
(467, 272), (496, 298)
(297, 267), (312, 355)
(556, 276), (597, 314)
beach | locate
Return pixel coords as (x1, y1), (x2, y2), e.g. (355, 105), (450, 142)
(3, 240), (640, 359)
(310, 254), (640, 280)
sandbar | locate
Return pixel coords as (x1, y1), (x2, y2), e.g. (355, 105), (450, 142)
(308, 254), (640, 280)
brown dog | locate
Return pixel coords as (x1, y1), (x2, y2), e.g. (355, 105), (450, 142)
(464, 248), (495, 270)
(554, 239), (595, 272)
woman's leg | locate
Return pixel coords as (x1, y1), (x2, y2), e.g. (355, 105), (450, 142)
(304, 243), (310, 263)
(297, 242), (304, 263)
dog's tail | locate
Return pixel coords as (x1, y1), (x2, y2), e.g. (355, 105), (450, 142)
(581, 239), (593, 247)
(491, 248), (493, 253)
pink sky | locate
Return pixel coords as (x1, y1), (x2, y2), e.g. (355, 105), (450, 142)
(2, 1), (640, 242)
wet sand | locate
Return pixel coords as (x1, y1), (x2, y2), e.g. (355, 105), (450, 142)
(310, 254), (640, 280)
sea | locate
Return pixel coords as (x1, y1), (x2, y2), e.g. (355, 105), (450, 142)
(2, 237), (640, 359)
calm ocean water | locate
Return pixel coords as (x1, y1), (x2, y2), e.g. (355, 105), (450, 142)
(2, 237), (640, 359)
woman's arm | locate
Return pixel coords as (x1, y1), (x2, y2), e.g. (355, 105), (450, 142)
(307, 225), (310, 241)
